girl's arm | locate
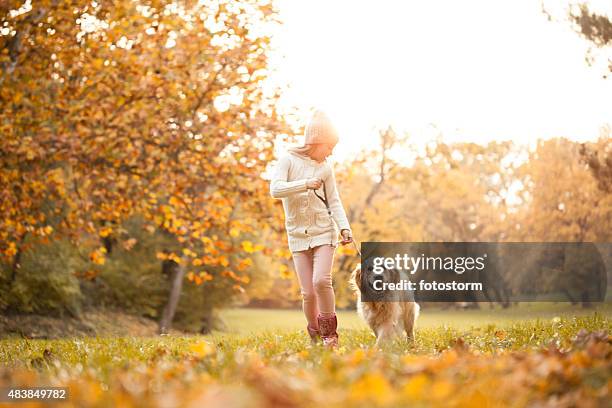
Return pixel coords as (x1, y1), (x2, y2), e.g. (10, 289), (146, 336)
(270, 155), (309, 199)
(324, 166), (352, 235)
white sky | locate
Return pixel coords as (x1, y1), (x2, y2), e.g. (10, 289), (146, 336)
(267, 0), (612, 162)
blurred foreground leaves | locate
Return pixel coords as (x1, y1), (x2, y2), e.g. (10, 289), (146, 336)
(0, 314), (610, 407)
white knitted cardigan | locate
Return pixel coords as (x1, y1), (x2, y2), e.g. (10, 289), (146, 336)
(269, 151), (352, 253)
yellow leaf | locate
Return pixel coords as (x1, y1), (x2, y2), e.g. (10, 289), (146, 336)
(6, 242), (17, 257)
(349, 373), (393, 404)
(349, 349), (366, 366)
(241, 240), (254, 253)
(219, 255), (229, 267)
(430, 380), (453, 400)
(403, 373), (429, 399)
(182, 248), (197, 257)
(189, 341), (215, 357)
(279, 264), (292, 279)
(89, 247), (107, 265)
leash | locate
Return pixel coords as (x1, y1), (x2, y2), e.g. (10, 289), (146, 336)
(313, 179), (361, 257)
(312, 179), (331, 216)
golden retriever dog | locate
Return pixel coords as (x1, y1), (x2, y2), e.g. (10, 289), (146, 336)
(350, 264), (419, 347)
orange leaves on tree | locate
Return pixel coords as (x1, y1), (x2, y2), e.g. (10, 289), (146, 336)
(182, 248), (198, 258)
(38, 225), (54, 236)
(74, 269), (100, 281)
(241, 240), (263, 253)
(218, 255), (230, 267)
(236, 257), (253, 272)
(221, 269), (249, 284)
(273, 248), (292, 260)
(214, 241), (231, 251)
(187, 271), (214, 285)
(5, 242), (18, 258)
(89, 247), (108, 265)
(168, 196), (183, 207)
(0, 0), (288, 292)
(156, 251), (182, 264)
(279, 264), (292, 279)
(99, 227), (113, 238)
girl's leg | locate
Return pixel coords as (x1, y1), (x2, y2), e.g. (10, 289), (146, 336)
(292, 248), (320, 330)
(312, 244), (336, 316)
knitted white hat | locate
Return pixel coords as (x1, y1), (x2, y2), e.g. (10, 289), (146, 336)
(304, 110), (339, 145)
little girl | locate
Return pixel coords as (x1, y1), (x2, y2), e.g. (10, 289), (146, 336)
(269, 111), (353, 347)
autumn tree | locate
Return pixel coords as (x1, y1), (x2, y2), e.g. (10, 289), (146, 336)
(580, 129), (612, 194)
(568, 2), (612, 78)
(1, 0), (290, 330)
(542, 1), (611, 78)
(508, 138), (612, 242)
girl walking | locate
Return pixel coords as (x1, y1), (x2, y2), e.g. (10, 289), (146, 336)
(269, 111), (353, 348)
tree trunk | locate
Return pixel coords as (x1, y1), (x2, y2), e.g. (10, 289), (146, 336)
(158, 257), (186, 334)
(9, 233), (28, 286)
(199, 308), (214, 334)
(562, 288), (577, 305)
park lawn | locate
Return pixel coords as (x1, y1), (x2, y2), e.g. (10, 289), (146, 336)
(218, 302), (612, 334)
(0, 306), (610, 407)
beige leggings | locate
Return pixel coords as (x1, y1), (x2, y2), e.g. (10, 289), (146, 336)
(292, 244), (337, 329)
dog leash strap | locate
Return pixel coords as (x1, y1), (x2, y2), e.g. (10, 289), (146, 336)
(312, 180), (334, 246)
(314, 179), (361, 256)
(313, 181), (329, 213)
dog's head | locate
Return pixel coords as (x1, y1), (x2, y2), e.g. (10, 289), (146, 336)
(349, 263), (362, 293)
(350, 261), (404, 302)
(350, 262), (385, 293)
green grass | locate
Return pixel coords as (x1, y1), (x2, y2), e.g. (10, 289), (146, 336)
(0, 306), (610, 407)
(0, 313), (609, 375)
(1, 305), (609, 371)
(218, 303), (612, 334)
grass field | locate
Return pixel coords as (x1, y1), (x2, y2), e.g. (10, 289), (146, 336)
(219, 303), (612, 334)
(0, 305), (610, 407)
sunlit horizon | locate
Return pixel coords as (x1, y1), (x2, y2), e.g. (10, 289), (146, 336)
(267, 0), (611, 162)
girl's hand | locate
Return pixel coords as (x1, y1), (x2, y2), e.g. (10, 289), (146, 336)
(306, 178), (323, 190)
(340, 229), (353, 245)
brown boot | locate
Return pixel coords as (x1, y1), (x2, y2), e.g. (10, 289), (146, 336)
(317, 313), (339, 348)
(307, 324), (321, 344)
